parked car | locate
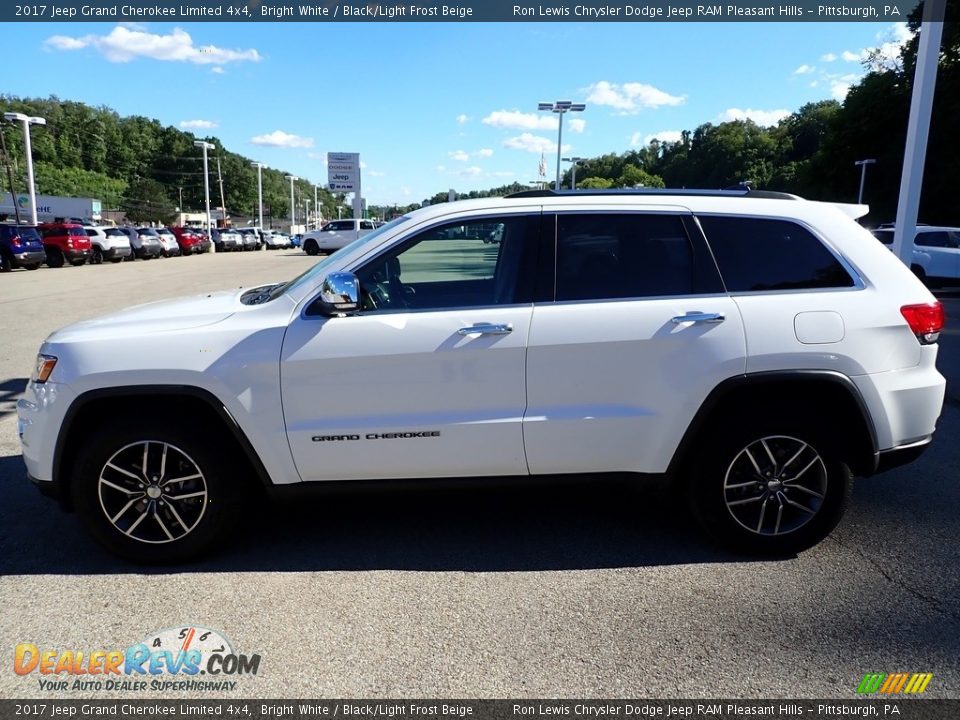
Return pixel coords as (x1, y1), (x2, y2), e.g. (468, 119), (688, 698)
(290, 234), (302, 248)
(171, 227), (207, 255)
(38, 222), (92, 268)
(114, 227), (162, 260)
(235, 227), (263, 251)
(872, 224), (960, 287)
(301, 218), (377, 256)
(84, 226), (131, 264)
(20, 188), (948, 563)
(0, 223), (46, 271)
(141, 227), (181, 258)
(263, 231), (291, 250)
(210, 228), (241, 252)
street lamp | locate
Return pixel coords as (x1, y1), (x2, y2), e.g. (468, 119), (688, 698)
(194, 141), (215, 252)
(251, 162), (265, 230)
(855, 159), (877, 205)
(538, 100), (585, 191)
(3, 113), (46, 225)
(313, 183), (320, 229)
(286, 175), (297, 233)
(562, 156), (584, 190)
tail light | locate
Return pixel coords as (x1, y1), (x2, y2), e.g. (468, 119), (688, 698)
(11, 235), (21, 248)
(901, 302), (944, 344)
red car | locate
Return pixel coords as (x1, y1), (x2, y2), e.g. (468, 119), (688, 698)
(171, 227), (212, 255)
(38, 222), (92, 268)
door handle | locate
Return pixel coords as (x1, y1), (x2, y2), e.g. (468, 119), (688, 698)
(671, 312), (725, 324)
(458, 323), (513, 336)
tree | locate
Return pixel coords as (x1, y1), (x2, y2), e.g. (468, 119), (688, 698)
(616, 165), (665, 188)
(121, 177), (176, 224)
(578, 177), (614, 189)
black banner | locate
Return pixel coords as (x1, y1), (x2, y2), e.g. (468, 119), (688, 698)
(1, 700), (957, 720)
(5, 0), (954, 24)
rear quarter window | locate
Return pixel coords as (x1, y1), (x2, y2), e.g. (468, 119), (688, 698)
(698, 216), (855, 292)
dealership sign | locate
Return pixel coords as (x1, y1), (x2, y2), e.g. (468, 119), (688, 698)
(327, 152), (360, 192)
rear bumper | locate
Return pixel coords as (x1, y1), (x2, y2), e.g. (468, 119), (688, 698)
(11, 250), (46, 266)
(101, 245), (132, 259)
(875, 437), (932, 474)
(64, 248), (91, 261)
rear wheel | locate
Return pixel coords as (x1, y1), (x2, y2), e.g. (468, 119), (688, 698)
(303, 239), (319, 256)
(69, 259), (86, 267)
(685, 419), (851, 555)
(71, 417), (248, 563)
(46, 248), (65, 268)
(23, 264), (40, 271)
(91, 247), (104, 265)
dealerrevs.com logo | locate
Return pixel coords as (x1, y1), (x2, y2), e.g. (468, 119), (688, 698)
(13, 626), (261, 693)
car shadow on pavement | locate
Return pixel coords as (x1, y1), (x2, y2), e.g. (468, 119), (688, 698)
(0, 377), (27, 420)
(0, 454), (754, 575)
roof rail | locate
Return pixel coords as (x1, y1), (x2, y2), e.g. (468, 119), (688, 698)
(504, 188), (800, 200)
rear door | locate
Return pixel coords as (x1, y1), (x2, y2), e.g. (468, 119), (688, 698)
(523, 208), (746, 475)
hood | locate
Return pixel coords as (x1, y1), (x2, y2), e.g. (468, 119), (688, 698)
(47, 289), (243, 342)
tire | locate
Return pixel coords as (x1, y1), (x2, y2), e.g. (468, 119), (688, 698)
(46, 248), (65, 268)
(23, 264), (40, 271)
(0, 252), (10, 273)
(110, 257), (124, 264)
(303, 239), (319, 256)
(71, 416), (248, 563)
(91, 247), (103, 265)
(685, 419), (852, 556)
(70, 259), (86, 267)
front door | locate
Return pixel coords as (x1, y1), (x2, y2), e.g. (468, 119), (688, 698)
(281, 211), (541, 481)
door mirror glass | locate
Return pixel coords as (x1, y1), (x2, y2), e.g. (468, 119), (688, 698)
(316, 272), (360, 316)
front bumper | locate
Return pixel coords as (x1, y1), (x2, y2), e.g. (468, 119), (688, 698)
(875, 438), (932, 474)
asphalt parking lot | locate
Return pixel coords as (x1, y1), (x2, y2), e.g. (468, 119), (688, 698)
(1, 252), (958, 699)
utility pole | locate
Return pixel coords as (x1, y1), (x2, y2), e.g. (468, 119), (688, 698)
(216, 156), (227, 225)
(1, 130), (23, 225)
(194, 141), (215, 252)
(251, 162), (264, 230)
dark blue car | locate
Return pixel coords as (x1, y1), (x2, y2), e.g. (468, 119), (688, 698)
(0, 224), (46, 271)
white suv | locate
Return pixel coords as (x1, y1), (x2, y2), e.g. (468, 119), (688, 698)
(301, 218), (377, 256)
(18, 190), (946, 562)
(872, 225), (960, 287)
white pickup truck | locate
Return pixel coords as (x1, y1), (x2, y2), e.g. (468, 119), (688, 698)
(301, 218), (377, 256)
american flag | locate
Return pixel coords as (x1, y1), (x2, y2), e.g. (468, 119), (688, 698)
(538, 152), (546, 179)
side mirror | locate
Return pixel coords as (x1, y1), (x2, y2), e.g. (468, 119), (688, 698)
(315, 272), (360, 316)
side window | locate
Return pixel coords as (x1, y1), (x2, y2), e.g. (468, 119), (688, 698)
(355, 215), (536, 312)
(360, 221), (374, 230)
(698, 216), (855, 292)
(916, 231), (950, 248)
(554, 213), (698, 301)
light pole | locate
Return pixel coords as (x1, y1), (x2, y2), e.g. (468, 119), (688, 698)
(3, 113), (46, 225)
(251, 161), (264, 229)
(305, 199), (311, 231)
(855, 159), (876, 205)
(538, 100), (585, 191)
(194, 141), (215, 252)
(562, 156), (584, 190)
(313, 184), (320, 229)
(286, 175), (297, 233)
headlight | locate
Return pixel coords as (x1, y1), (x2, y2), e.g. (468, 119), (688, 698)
(33, 354), (58, 384)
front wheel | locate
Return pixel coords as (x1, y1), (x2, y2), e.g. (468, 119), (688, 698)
(71, 419), (248, 563)
(685, 423), (851, 556)
(303, 239), (319, 256)
(45, 248), (65, 268)
(91, 247), (103, 265)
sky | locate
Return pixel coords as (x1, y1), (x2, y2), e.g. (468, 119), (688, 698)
(7, 20), (912, 205)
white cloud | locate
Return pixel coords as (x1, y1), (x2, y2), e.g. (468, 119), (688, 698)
(368, 170), (386, 177)
(631, 130), (683, 147)
(458, 166), (483, 177)
(456, 114), (470, 125)
(210, 67), (225, 75)
(793, 64), (815, 75)
(449, 148), (494, 161)
(821, 53), (838, 62)
(717, 107), (790, 127)
(179, 119), (218, 130)
(502, 133), (570, 154)
(583, 81), (685, 114)
(841, 50), (863, 62)
(482, 110), (586, 134)
(475, 148), (493, 158)
(489, 171), (515, 178)
(830, 81), (852, 100)
(448, 150), (470, 162)
(250, 130), (314, 148)
(43, 26), (261, 65)
(873, 22), (911, 66)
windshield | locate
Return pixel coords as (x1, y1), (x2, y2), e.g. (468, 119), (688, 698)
(268, 216), (411, 302)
